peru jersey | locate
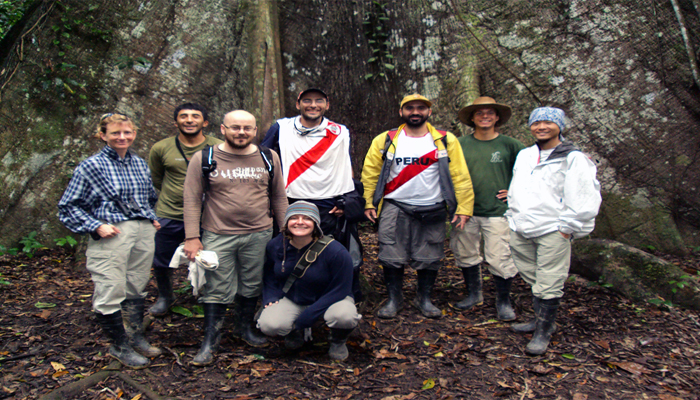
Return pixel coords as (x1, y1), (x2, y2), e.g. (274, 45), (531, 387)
(277, 118), (354, 199)
(384, 131), (441, 205)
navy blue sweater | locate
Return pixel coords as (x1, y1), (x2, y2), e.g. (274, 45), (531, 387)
(262, 234), (354, 329)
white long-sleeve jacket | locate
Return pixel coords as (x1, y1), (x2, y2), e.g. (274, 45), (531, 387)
(506, 141), (601, 239)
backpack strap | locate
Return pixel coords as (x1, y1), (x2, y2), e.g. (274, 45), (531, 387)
(259, 145), (274, 217)
(201, 145), (217, 193)
(381, 129), (399, 161)
(435, 130), (450, 162)
(282, 236), (334, 294)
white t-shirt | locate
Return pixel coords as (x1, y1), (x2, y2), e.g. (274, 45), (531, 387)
(384, 131), (442, 206)
(277, 117), (354, 199)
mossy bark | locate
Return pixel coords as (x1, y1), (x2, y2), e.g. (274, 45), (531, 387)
(571, 239), (700, 310)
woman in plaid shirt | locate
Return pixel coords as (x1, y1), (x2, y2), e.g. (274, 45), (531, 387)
(58, 113), (162, 369)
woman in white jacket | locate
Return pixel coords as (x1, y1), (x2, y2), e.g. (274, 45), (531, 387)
(506, 107), (601, 356)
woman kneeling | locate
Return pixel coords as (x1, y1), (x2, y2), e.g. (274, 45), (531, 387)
(258, 201), (361, 361)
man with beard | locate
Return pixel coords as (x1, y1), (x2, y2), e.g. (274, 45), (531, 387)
(182, 110), (288, 365)
(148, 103), (222, 316)
(361, 94), (474, 319)
(261, 88), (354, 236)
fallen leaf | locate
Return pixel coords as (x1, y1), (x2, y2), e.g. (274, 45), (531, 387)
(51, 370), (68, 378)
(422, 378), (435, 390)
(572, 393), (588, 400)
(50, 362), (65, 372)
(130, 394), (142, 400)
(38, 310), (51, 319)
(532, 364), (553, 375)
(592, 340), (610, 350)
(607, 361), (650, 375)
(35, 302), (56, 309)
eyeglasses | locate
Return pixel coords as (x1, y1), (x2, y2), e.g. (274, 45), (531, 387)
(299, 98), (327, 105)
(222, 123), (256, 133)
(100, 112), (128, 121)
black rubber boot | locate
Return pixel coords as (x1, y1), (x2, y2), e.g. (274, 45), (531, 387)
(454, 264), (483, 310)
(413, 269), (442, 319)
(149, 268), (174, 316)
(512, 297), (544, 333)
(121, 298), (162, 358)
(376, 267), (404, 319)
(493, 276), (516, 321)
(95, 311), (150, 369)
(192, 303), (227, 366)
(525, 298), (560, 356)
(284, 329), (305, 350)
(328, 328), (354, 361)
(233, 296), (268, 347)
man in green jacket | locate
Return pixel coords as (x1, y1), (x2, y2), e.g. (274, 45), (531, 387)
(148, 103), (222, 316)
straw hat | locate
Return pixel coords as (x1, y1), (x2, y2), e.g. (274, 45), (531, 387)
(458, 97), (512, 127)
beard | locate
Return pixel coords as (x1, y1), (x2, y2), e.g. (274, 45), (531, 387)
(402, 114), (429, 128)
(178, 126), (202, 136)
(225, 135), (254, 149)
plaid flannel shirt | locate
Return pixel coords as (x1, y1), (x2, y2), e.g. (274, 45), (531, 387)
(58, 145), (158, 234)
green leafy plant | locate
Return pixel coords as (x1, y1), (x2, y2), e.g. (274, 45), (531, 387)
(115, 56), (151, 70)
(173, 282), (192, 294)
(19, 231), (44, 258)
(0, 0), (32, 40)
(0, 245), (19, 256)
(0, 273), (10, 286)
(362, 1), (395, 81)
(54, 235), (78, 248)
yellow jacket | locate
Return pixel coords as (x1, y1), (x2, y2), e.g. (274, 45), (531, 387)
(361, 123), (474, 217)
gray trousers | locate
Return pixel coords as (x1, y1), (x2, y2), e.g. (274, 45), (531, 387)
(257, 296), (361, 337)
(200, 228), (272, 303)
(378, 201), (445, 270)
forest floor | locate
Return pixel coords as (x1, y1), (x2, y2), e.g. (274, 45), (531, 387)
(1, 229), (700, 400)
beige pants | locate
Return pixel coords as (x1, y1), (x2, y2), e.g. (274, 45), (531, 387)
(509, 230), (571, 299)
(257, 296), (360, 337)
(450, 216), (517, 279)
(85, 220), (156, 315)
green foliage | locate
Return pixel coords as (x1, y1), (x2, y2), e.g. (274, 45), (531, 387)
(19, 231), (43, 258)
(54, 235), (78, 248)
(0, 0), (32, 40)
(0, 273), (10, 286)
(115, 56), (151, 70)
(0, 245), (19, 256)
(362, 1), (394, 81)
(173, 282), (193, 294)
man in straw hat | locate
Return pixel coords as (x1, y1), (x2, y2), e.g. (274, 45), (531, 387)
(450, 97), (525, 321)
(361, 94), (474, 319)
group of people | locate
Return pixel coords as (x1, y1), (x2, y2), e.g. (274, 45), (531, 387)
(57, 88), (601, 369)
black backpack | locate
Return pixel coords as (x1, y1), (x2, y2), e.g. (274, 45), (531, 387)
(201, 145), (275, 216)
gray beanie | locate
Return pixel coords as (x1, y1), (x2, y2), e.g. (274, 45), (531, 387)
(283, 201), (323, 235)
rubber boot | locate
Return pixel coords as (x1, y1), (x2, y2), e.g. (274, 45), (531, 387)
(512, 297), (543, 333)
(284, 330), (305, 350)
(493, 276), (516, 321)
(413, 269), (442, 319)
(233, 296), (268, 347)
(376, 267), (404, 319)
(192, 303), (227, 366)
(328, 328), (354, 361)
(454, 264), (483, 310)
(95, 311), (150, 369)
(121, 298), (162, 357)
(149, 268), (174, 316)
(525, 298), (560, 356)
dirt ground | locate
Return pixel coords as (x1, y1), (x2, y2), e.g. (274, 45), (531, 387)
(1, 230), (700, 400)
